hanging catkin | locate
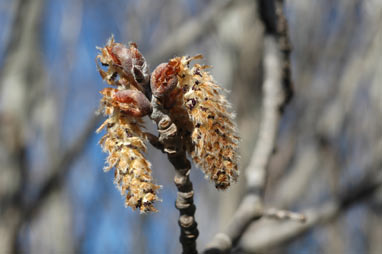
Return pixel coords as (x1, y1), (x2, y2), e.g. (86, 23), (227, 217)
(151, 56), (239, 189)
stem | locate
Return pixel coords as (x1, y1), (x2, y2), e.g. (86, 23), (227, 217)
(150, 97), (199, 254)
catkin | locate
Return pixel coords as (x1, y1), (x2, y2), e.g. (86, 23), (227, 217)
(152, 56), (240, 189)
(96, 38), (160, 212)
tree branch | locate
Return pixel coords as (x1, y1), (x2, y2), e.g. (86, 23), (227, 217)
(147, 0), (238, 66)
(149, 97), (199, 254)
(239, 167), (382, 252)
(204, 1), (294, 252)
(204, 33), (284, 254)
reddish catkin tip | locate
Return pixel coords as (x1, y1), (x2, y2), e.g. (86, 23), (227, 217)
(113, 90), (152, 117)
(106, 46), (122, 65)
(150, 62), (179, 98)
(96, 36), (150, 91)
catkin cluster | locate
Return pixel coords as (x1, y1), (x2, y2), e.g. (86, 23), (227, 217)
(96, 37), (240, 212)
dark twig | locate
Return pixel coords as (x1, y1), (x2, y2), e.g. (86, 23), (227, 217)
(275, 0), (294, 107)
(149, 97), (198, 254)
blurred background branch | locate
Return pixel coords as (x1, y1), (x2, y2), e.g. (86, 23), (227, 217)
(204, 1), (297, 252)
(240, 164), (382, 252)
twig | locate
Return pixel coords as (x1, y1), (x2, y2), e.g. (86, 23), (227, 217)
(204, 1), (294, 252)
(149, 97), (198, 254)
(264, 208), (306, 222)
(204, 33), (284, 254)
(275, 0), (294, 107)
(147, 0), (238, 65)
(245, 35), (284, 196)
(239, 167), (382, 252)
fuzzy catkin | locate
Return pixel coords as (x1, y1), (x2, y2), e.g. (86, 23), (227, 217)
(97, 105), (160, 212)
(154, 56), (240, 189)
(96, 38), (160, 212)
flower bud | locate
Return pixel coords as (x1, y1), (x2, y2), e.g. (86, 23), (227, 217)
(113, 89), (152, 117)
(96, 36), (150, 92)
(150, 61), (179, 98)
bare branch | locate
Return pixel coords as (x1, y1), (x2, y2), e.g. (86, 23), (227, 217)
(150, 97), (198, 254)
(204, 1), (295, 251)
(204, 33), (285, 254)
(147, 0), (238, 65)
(240, 167), (382, 252)
(264, 208), (306, 222)
(245, 36), (284, 195)
(275, 0), (294, 106)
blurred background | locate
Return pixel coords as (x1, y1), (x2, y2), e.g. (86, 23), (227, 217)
(0, 0), (381, 253)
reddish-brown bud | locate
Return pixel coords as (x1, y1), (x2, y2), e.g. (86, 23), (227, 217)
(97, 36), (150, 92)
(150, 60), (180, 98)
(113, 90), (152, 117)
(100, 88), (152, 117)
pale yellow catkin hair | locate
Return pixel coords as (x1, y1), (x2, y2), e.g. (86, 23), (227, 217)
(96, 103), (160, 212)
(96, 37), (160, 213)
(152, 56), (240, 189)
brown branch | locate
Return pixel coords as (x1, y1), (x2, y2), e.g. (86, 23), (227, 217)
(204, 1), (294, 252)
(204, 33), (284, 254)
(149, 97), (198, 254)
